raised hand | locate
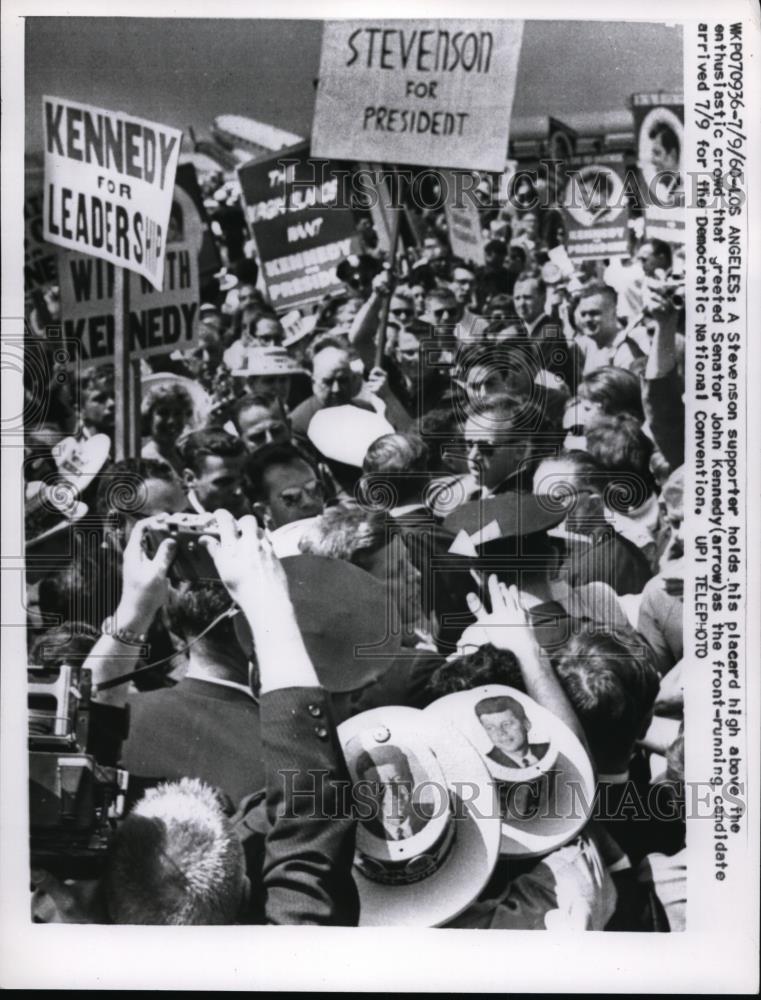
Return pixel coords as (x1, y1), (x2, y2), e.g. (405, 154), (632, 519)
(119, 519), (176, 625)
(457, 575), (538, 658)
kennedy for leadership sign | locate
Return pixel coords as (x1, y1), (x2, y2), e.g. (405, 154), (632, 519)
(42, 96), (182, 291)
(238, 143), (361, 312)
(58, 178), (204, 366)
(311, 21), (524, 171)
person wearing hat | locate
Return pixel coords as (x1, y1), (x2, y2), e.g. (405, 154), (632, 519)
(232, 345), (308, 409)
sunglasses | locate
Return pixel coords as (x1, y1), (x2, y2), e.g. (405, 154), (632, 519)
(390, 307), (413, 318)
(465, 440), (498, 458)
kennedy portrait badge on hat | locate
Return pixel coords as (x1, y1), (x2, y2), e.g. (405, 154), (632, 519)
(338, 706), (501, 926)
(426, 685), (595, 859)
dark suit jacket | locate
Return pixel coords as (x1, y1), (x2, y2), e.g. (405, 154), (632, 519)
(121, 677), (264, 806)
(234, 686), (359, 925)
(487, 743), (550, 769)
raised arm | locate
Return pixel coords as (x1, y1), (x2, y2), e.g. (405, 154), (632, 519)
(459, 576), (589, 750)
(203, 512), (359, 925)
(87, 520), (176, 708)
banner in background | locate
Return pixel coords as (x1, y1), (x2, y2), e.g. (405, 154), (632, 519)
(311, 20), (524, 171)
(560, 152), (630, 260)
(440, 168), (485, 265)
(238, 142), (361, 312)
(632, 91), (685, 245)
(24, 166), (59, 302)
(58, 180), (203, 365)
(42, 96), (182, 290)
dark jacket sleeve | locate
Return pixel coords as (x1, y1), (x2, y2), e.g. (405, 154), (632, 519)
(642, 369), (685, 471)
(259, 686), (359, 926)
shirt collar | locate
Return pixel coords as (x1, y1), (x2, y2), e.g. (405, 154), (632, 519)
(184, 667), (257, 701)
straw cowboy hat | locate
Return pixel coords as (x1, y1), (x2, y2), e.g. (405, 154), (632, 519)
(426, 685), (595, 859)
(337, 705), (501, 926)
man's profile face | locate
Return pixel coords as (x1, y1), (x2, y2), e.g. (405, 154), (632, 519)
(365, 760), (414, 836)
(480, 708), (530, 756)
(312, 348), (358, 406)
(82, 385), (115, 432)
(650, 133), (679, 173)
(263, 459), (324, 527)
(636, 243), (669, 279)
(188, 453), (246, 514)
(512, 280), (543, 324)
(464, 413), (529, 490)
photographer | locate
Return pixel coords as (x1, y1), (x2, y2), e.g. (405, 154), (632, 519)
(33, 513), (358, 925)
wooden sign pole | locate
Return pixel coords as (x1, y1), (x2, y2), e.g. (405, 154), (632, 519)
(373, 166), (402, 370)
(113, 266), (132, 462)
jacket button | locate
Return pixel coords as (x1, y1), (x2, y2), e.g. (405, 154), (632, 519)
(315, 726), (329, 740)
(308, 704), (322, 717)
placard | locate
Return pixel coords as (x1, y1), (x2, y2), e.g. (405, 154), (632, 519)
(238, 143), (361, 312)
(58, 181), (203, 365)
(632, 91), (685, 245)
(560, 153), (630, 260)
(42, 95), (182, 290)
(311, 20), (524, 171)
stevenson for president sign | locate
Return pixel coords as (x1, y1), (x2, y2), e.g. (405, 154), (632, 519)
(43, 96), (182, 291)
(311, 21), (524, 171)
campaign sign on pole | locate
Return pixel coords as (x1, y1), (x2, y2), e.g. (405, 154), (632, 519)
(238, 143), (361, 312)
(631, 92), (685, 245)
(440, 169), (485, 266)
(42, 96), (183, 291)
(58, 182), (203, 365)
(560, 153), (630, 261)
(311, 20), (524, 171)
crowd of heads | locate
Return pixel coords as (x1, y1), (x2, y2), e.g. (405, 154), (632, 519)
(25, 161), (687, 930)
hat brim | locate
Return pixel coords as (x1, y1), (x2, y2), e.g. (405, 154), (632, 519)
(52, 434), (111, 496)
(141, 373), (212, 431)
(338, 706), (501, 926)
(233, 555), (403, 693)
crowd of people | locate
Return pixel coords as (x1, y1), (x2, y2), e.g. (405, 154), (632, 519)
(25, 174), (686, 931)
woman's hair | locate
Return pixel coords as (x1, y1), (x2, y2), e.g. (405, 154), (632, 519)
(554, 631), (659, 766)
(577, 367), (645, 423)
(141, 383), (195, 436)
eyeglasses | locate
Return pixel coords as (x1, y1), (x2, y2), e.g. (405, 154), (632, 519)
(431, 307), (456, 320)
(465, 439), (498, 458)
(278, 479), (324, 507)
(390, 307), (413, 318)
(316, 373), (352, 390)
